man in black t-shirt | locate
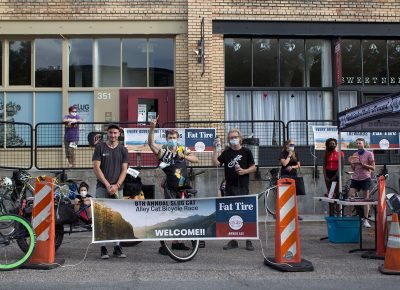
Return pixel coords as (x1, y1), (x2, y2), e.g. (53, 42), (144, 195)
(92, 124), (129, 260)
(212, 128), (256, 251)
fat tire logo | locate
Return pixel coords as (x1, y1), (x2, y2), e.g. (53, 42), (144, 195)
(229, 215), (243, 230)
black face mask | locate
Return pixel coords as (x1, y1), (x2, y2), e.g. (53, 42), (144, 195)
(328, 145), (336, 151)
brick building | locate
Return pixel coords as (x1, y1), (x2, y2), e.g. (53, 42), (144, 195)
(2, 1), (400, 169)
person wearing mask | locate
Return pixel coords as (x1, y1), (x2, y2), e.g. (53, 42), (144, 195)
(279, 139), (303, 220)
(148, 116), (199, 255)
(349, 138), (375, 228)
(74, 182), (93, 222)
(212, 128), (256, 251)
(63, 105), (82, 167)
(92, 124), (129, 259)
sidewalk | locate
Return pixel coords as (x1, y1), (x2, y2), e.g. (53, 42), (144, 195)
(260, 214), (326, 223)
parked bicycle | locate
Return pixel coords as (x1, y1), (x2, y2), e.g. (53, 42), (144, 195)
(257, 168), (280, 216)
(0, 214), (36, 271)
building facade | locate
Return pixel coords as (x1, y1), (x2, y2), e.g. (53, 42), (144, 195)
(1, 1), (400, 146)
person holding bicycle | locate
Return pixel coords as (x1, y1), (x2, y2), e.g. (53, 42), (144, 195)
(349, 138), (375, 228)
(148, 116), (199, 255)
(92, 124), (129, 259)
(212, 128), (256, 251)
(63, 105), (82, 167)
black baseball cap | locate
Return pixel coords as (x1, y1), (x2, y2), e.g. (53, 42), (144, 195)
(107, 124), (120, 131)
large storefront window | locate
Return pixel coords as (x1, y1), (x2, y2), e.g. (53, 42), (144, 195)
(35, 39), (62, 87)
(149, 39), (174, 87)
(95, 39), (121, 87)
(387, 40), (400, 85)
(338, 91), (357, 112)
(0, 42), (2, 86)
(69, 39), (93, 87)
(122, 39), (147, 87)
(362, 40), (386, 85)
(9, 41), (31, 86)
(225, 38), (332, 88)
(225, 39), (252, 87)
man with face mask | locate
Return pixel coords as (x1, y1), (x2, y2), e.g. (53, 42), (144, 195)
(63, 105), (82, 167)
(349, 138), (375, 228)
(212, 128), (256, 251)
(148, 116), (199, 255)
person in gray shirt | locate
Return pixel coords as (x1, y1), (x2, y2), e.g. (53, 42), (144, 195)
(92, 124), (129, 259)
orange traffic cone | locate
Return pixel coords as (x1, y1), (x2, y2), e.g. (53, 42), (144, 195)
(379, 213), (400, 275)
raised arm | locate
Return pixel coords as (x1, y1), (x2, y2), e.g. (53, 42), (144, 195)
(148, 115), (161, 155)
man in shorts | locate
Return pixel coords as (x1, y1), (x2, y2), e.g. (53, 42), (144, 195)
(63, 105), (82, 167)
(349, 138), (375, 228)
(93, 124), (129, 259)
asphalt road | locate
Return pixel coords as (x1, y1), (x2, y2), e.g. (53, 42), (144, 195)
(1, 221), (399, 290)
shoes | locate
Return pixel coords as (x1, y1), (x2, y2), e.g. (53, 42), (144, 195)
(113, 245), (127, 258)
(223, 240), (238, 250)
(158, 246), (168, 256)
(298, 216), (303, 221)
(171, 242), (190, 250)
(246, 240), (254, 251)
(363, 219), (371, 228)
(100, 246), (109, 259)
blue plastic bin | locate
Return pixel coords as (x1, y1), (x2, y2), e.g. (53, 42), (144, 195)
(325, 216), (360, 243)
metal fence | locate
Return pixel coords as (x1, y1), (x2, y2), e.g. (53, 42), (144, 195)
(0, 121), (33, 170)
(1, 120), (399, 170)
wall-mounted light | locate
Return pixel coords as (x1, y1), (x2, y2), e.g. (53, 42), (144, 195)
(195, 39), (204, 64)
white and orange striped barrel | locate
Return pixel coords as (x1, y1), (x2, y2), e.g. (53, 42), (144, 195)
(275, 178), (301, 264)
(29, 176), (55, 264)
(376, 175), (387, 257)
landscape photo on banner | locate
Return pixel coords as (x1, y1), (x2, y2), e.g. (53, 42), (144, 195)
(91, 195), (258, 243)
(312, 126), (400, 150)
(124, 128), (216, 153)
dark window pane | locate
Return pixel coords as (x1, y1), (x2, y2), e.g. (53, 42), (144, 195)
(253, 39), (278, 87)
(97, 39), (121, 87)
(0, 42), (2, 86)
(388, 40), (400, 85)
(362, 40), (387, 86)
(225, 38), (251, 87)
(280, 39), (305, 87)
(122, 39), (147, 87)
(69, 39), (93, 87)
(35, 39), (62, 87)
(149, 39), (174, 87)
(341, 39), (362, 85)
(9, 40), (31, 86)
(306, 40), (332, 87)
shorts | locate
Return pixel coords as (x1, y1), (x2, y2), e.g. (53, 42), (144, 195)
(64, 140), (76, 158)
(350, 178), (371, 191)
(325, 169), (338, 180)
(225, 186), (249, 196)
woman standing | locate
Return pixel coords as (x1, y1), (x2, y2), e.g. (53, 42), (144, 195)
(323, 138), (344, 198)
(279, 139), (302, 219)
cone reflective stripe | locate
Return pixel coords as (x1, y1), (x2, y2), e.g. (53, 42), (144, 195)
(275, 179), (301, 264)
(379, 213), (400, 275)
(376, 176), (387, 256)
(28, 176), (56, 265)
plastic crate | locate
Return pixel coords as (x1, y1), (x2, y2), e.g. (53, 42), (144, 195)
(325, 216), (360, 243)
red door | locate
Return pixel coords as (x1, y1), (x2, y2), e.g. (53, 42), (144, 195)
(119, 89), (175, 167)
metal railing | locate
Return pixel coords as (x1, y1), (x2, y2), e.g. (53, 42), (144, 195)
(0, 119), (398, 170)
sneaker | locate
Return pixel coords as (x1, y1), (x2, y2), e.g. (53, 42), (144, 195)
(158, 246), (168, 256)
(171, 242), (190, 250)
(223, 240), (238, 250)
(298, 216), (303, 221)
(363, 219), (371, 228)
(100, 246), (109, 259)
(246, 240), (254, 251)
(113, 245), (127, 258)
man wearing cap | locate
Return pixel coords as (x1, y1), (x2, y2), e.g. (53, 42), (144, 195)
(63, 105), (82, 167)
(92, 124), (129, 259)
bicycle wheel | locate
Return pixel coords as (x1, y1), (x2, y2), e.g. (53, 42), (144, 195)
(160, 240), (199, 262)
(0, 214), (36, 271)
(265, 187), (278, 215)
